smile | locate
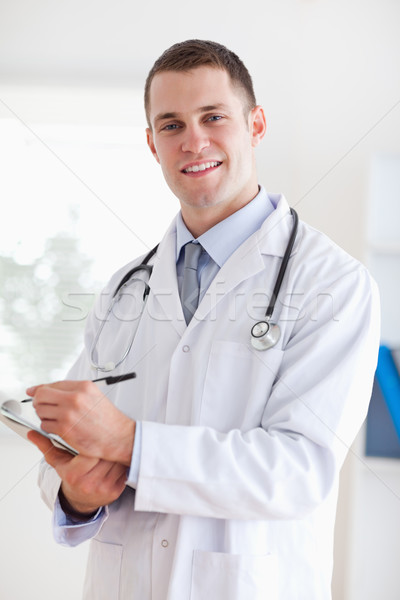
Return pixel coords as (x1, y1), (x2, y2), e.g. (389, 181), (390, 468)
(182, 161), (222, 174)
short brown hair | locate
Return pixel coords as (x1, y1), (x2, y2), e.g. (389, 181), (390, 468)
(144, 39), (257, 126)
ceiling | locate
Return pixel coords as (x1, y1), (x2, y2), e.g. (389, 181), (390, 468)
(0, 0), (303, 85)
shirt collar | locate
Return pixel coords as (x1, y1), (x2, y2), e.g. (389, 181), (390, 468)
(175, 186), (275, 267)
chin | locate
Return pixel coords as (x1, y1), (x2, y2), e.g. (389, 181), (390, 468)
(182, 187), (225, 208)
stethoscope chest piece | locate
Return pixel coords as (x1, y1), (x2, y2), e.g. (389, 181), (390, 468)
(251, 320), (281, 351)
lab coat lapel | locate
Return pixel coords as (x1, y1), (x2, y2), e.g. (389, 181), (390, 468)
(193, 195), (296, 325)
(145, 218), (187, 338)
(255, 194), (298, 258)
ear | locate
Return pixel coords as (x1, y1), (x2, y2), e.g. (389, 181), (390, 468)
(249, 106), (267, 147)
(146, 127), (160, 163)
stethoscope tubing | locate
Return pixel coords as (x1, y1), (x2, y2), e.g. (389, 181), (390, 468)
(91, 208), (298, 369)
(264, 208), (298, 320)
(113, 245), (159, 298)
(90, 244), (159, 371)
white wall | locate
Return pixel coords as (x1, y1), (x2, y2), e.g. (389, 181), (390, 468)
(0, 435), (88, 599)
(1, 1), (400, 598)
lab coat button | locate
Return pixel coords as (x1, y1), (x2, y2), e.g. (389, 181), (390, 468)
(182, 345), (190, 353)
(161, 539), (169, 548)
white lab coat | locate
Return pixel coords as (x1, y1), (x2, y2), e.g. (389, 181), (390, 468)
(38, 195), (380, 600)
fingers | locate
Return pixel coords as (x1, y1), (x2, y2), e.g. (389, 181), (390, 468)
(84, 457), (126, 483)
(27, 430), (108, 480)
(28, 428), (127, 511)
(29, 382), (101, 412)
(67, 458), (127, 493)
(27, 430), (74, 467)
(30, 382), (105, 439)
(25, 378), (134, 465)
(89, 461), (128, 498)
(59, 458), (127, 512)
(29, 381), (105, 425)
(30, 387), (71, 434)
(26, 382), (62, 397)
(26, 379), (99, 397)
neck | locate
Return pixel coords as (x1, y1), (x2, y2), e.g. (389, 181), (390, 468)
(181, 186), (259, 238)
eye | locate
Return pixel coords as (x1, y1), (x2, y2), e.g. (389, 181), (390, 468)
(206, 115), (223, 123)
(162, 123), (180, 131)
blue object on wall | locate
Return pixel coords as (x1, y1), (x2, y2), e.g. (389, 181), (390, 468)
(366, 378), (400, 458)
(375, 345), (400, 440)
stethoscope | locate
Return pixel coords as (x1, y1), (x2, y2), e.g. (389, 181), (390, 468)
(90, 209), (298, 371)
(250, 208), (298, 350)
(90, 244), (158, 372)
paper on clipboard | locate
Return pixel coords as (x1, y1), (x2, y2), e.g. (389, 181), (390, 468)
(0, 399), (78, 455)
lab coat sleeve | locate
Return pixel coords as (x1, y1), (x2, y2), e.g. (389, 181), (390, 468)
(134, 264), (380, 521)
(38, 456), (110, 546)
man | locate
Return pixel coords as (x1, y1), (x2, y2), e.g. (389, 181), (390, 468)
(28, 40), (380, 599)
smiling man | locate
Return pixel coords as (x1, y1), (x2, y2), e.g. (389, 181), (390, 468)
(29, 40), (379, 600)
(146, 65), (265, 236)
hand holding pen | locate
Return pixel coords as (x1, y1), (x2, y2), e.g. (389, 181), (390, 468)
(25, 372), (137, 466)
(22, 372), (136, 402)
(25, 372), (136, 518)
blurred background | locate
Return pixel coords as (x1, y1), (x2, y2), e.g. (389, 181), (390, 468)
(0, 0), (399, 598)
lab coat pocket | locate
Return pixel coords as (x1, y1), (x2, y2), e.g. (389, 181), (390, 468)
(190, 550), (278, 600)
(83, 539), (122, 600)
(200, 340), (283, 431)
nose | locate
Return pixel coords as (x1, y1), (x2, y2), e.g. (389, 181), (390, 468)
(181, 124), (210, 154)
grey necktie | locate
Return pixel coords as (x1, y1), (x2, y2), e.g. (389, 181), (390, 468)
(181, 242), (202, 324)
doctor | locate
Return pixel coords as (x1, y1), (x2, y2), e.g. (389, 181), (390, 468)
(28, 40), (380, 600)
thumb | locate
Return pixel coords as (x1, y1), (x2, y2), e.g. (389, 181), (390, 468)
(27, 430), (73, 467)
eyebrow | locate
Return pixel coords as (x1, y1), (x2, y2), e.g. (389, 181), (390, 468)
(153, 104), (229, 125)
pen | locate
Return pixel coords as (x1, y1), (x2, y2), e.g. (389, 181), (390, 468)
(21, 371), (136, 402)
(92, 372), (136, 384)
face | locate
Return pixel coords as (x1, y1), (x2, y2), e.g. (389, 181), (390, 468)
(146, 66), (266, 228)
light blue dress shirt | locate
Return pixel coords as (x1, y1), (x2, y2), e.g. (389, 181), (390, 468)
(56, 186), (275, 533)
(175, 186), (274, 305)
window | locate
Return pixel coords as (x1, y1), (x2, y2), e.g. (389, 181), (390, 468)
(0, 85), (177, 398)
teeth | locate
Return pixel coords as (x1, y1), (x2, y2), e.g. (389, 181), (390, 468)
(184, 161), (221, 173)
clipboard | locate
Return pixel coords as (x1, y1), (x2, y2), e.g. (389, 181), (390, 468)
(0, 399), (78, 455)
